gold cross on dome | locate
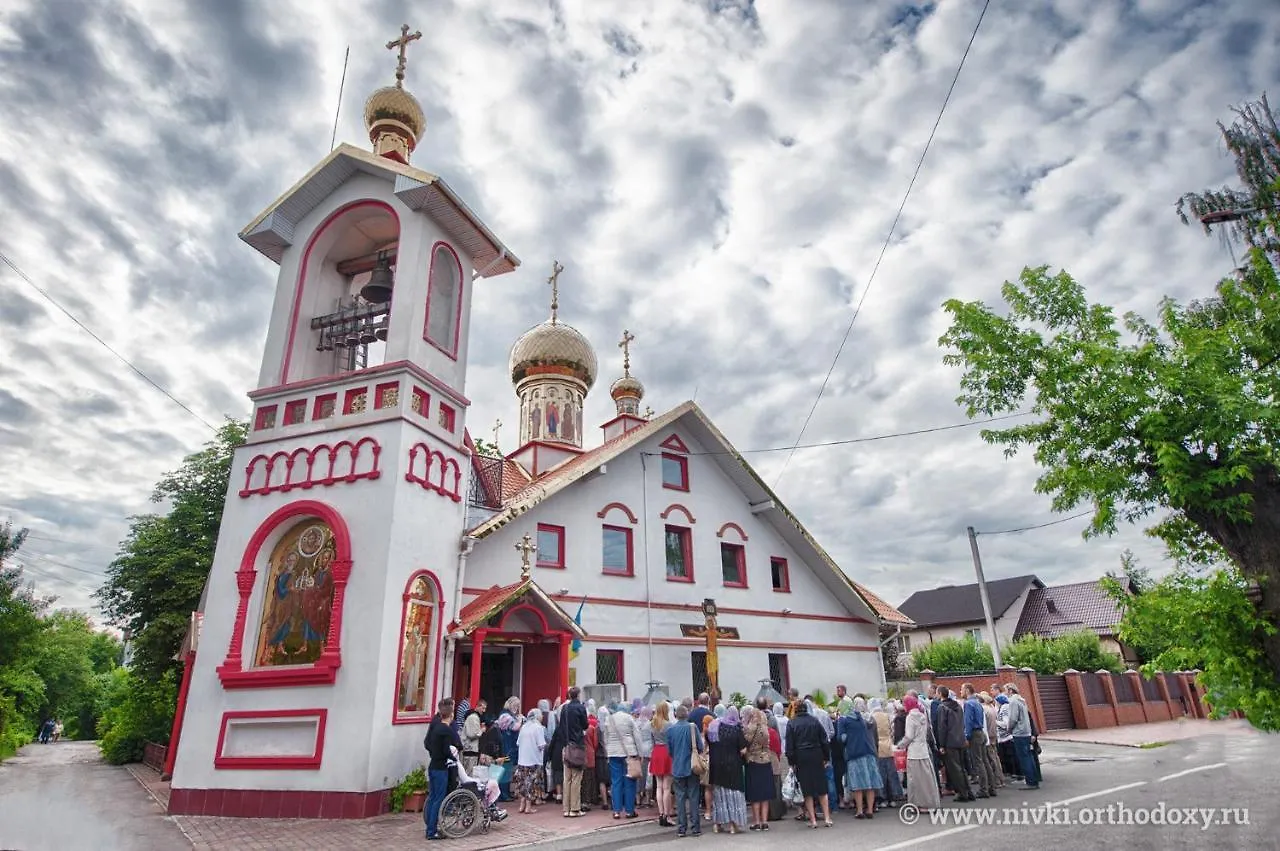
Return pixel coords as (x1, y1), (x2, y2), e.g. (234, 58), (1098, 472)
(386, 24), (422, 87)
(515, 533), (537, 580)
(547, 260), (565, 323)
(618, 329), (636, 376)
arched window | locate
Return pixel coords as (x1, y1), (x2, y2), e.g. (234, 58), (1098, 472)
(395, 572), (442, 721)
(254, 521), (338, 668)
(424, 243), (462, 356)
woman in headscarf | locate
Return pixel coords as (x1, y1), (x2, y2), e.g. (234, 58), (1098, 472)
(495, 700), (523, 802)
(772, 702), (789, 754)
(838, 699), (879, 818)
(708, 705), (747, 833)
(994, 694), (1019, 780)
(897, 695), (941, 811)
(701, 707), (718, 819)
(636, 705), (655, 809)
(869, 698), (903, 808)
(742, 706), (774, 830)
(514, 708), (546, 813)
(595, 707), (613, 809)
(785, 700), (831, 828)
(832, 696), (853, 808)
(583, 711), (600, 807)
(546, 700), (566, 805)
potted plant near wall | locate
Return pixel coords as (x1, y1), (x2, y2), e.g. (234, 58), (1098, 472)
(391, 765), (428, 813)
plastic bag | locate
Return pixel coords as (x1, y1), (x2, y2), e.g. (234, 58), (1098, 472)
(782, 768), (803, 805)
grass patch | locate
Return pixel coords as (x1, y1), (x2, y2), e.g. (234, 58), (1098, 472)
(1138, 741), (1170, 749)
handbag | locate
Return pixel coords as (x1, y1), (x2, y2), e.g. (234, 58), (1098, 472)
(564, 743), (586, 769)
(689, 723), (708, 776)
(893, 748), (907, 773)
(627, 756), (643, 779)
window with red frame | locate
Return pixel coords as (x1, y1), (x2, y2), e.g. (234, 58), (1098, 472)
(661, 453), (689, 491)
(424, 244), (462, 355)
(438, 403), (456, 433)
(254, 405), (277, 431)
(536, 524), (565, 569)
(283, 399), (306, 426)
(770, 557), (791, 593)
(313, 393), (337, 420)
(720, 542), (746, 587)
(602, 525), (633, 576)
(664, 525), (693, 582)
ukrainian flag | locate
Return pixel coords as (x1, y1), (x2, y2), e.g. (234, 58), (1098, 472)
(569, 596), (586, 660)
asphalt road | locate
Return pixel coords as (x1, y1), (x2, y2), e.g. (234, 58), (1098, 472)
(0, 741), (190, 851)
(541, 732), (1279, 850)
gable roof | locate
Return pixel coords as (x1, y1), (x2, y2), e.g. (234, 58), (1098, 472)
(1014, 579), (1128, 640)
(239, 143), (519, 276)
(466, 401), (880, 626)
(855, 584), (915, 627)
(898, 575), (1043, 629)
(453, 578), (587, 638)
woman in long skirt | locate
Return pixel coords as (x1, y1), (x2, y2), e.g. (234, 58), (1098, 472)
(897, 696), (941, 811)
(741, 707), (775, 830)
(784, 701), (832, 828)
(870, 699), (904, 807)
(708, 707), (749, 833)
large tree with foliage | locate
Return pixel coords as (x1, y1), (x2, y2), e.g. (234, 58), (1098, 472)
(939, 95), (1280, 726)
(0, 523), (50, 756)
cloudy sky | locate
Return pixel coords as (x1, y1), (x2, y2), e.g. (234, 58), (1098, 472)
(1, 0), (1275, 617)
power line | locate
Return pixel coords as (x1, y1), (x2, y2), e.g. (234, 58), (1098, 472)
(775, 0), (993, 486)
(0, 250), (218, 432)
(13, 560), (99, 594)
(976, 510), (1093, 536)
(18, 548), (109, 578)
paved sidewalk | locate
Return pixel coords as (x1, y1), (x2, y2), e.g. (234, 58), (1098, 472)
(1039, 717), (1255, 747)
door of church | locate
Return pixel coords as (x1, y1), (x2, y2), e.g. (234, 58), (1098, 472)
(478, 646), (520, 710)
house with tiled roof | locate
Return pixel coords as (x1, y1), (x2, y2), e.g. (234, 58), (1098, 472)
(897, 575), (1045, 662)
(1014, 578), (1139, 665)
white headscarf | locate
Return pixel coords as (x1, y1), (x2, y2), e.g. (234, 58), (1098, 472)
(808, 699), (835, 739)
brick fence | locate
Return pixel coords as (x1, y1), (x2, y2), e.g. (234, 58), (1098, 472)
(917, 666), (1047, 733)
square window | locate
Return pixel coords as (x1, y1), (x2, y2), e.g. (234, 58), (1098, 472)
(313, 394), (337, 420)
(375, 382), (399, 410)
(283, 399), (307, 426)
(770, 557), (790, 593)
(664, 525), (693, 582)
(438, 403), (456, 432)
(602, 525), (633, 576)
(410, 387), (429, 417)
(661, 453), (688, 491)
(344, 388), (368, 415)
(596, 650), (624, 685)
(691, 651), (710, 698)
(720, 542), (746, 588)
(253, 405), (277, 431)
(965, 627), (982, 643)
(768, 653), (790, 695)
(536, 524), (565, 569)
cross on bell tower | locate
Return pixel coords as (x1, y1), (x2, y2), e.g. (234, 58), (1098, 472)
(386, 24), (422, 87)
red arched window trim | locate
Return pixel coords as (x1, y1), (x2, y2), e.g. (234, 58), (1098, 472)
(422, 241), (465, 360)
(659, 503), (697, 524)
(217, 500), (353, 689)
(715, 521), (749, 542)
(392, 570), (446, 725)
(498, 603), (550, 634)
(596, 501), (639, 524)
(281, 199), (401, 384)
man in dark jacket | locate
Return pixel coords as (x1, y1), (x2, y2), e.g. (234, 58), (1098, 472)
(934, 687), (974, 801)
(424, 698), (462, 839)
(560, 687), (589, 816)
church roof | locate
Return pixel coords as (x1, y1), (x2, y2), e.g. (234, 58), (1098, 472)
(453, 578), (587, 638)
(239, 143), (519, 276)
(854, 584), (915, 628)
(468, 401), (884, 626)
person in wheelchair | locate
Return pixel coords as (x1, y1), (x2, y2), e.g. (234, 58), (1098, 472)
(451, 747), (508, 822)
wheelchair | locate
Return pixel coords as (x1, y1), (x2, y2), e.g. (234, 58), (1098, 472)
(439, 780), (503, 839)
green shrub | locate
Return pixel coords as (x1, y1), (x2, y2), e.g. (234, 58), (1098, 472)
(909, 636), (994, 675)
(390, 765), (428, 813)
(98, 669), (177, 765)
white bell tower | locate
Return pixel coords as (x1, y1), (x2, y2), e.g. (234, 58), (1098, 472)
(166, 27), (521, 819)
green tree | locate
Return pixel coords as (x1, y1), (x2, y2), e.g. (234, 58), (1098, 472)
(0, 523), (51, 758)
(95, 421), (246, 683)
(909, 636), (994, 675)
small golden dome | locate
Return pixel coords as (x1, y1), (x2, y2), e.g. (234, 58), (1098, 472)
(364, 85), (426, 139)
(610, 375), (645, 400)
(510, 320), (598, 389)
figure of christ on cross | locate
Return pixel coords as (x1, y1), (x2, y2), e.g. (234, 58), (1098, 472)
(679, 598), (739, 701)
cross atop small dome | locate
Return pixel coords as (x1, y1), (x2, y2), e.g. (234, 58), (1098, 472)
(363, 24), (426, 164)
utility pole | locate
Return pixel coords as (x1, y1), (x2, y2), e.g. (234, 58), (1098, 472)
(967, 526), (1003, 668)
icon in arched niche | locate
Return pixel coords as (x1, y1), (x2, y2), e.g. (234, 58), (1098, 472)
(546, 401), (560, 436)
(564, 401), (576, 442)
(397, 576), (436, 714)
(530, 403), (541, 440)
(254, 521), (336, 667)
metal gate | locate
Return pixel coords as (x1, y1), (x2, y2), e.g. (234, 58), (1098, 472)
(1036, 674), (1076, 731)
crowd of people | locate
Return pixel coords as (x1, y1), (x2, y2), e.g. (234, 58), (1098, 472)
(417, 680), (1044, 840)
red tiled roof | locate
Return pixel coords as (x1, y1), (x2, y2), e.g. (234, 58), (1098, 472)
(454, 581), (526, 633)
(1014, 579), (1127, 639)
(854, 583), (914, 626)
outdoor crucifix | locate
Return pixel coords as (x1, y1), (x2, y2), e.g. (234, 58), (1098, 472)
(515, 533), (537, 581)
(547, 260), (564, 322)
(679, 598), (739, 700)
(386, 24), (423, 87)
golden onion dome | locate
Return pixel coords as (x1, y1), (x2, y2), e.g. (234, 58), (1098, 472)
(364, 85), (426, 139)
(610, 374), (645, 400)
(510, 320), (598, 389)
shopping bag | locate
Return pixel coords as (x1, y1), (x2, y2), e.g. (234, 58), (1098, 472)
(893, 749), (907, 773)
(782, 768), (802, 805)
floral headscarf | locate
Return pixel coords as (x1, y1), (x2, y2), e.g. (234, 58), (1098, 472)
(722, 706), (741, 727)
(707, 718), (722, 743)
(903, 695), (920, 713)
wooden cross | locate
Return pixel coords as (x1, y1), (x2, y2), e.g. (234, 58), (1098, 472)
(515, 533), (537, 580)
(386, 24), (422, 87)
(491, 419), (502, 451)
(547, 260), (564, 322)
(618, 329), (635, 376)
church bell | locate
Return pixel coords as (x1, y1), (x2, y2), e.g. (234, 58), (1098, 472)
(360, 253), (395, 304)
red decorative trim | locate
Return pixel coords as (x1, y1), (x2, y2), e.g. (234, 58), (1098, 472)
(283, 399), (307, 426)
(720, 541), (747, 588)
(422, 241), (465, 360)
(438, 402), (456, 433)
(168, 786), (390, 819)
(659, 434), (690, 454)
(217, 500), (352, 688)
(499, 603), (550, 633)
(163, 650), (196, 779)
(770, 556), (791, 593)
(374, 381), (399, 410)
(664, 524), (694, 583)
(661, 453), (689, 492)
(596, 649), (624, 685)
(405, 442), (463, 502)
(312, 393), (337, 421)
(536, 523), (566, 569)
(659, 503), (696, 524)
(601, 524), (634, 577)
(715, 521), (748, 542)
(524, 592), (872, 625)
(252, 360), (471, 409)
(410, 387), (430, 419)
(392, 570), (446, 726)
(599, 413), (648, 436)
(596, 502), (638, 524)
(585, 634), (879, 652)
(254, 405), (278, 431)
(239, 438), (382, 498)
(214, 709), (327, 769)
(282, 200), (399, 384)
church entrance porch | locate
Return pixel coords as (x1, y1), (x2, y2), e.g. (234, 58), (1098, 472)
(450, 577), (586, 711)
